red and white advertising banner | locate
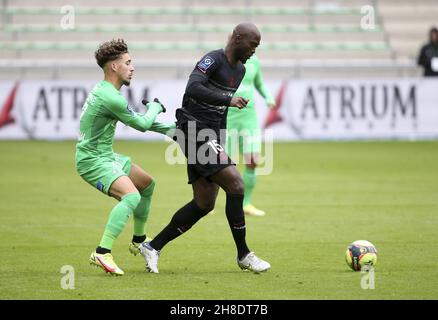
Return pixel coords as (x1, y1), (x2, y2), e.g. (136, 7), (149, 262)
(0, 78), (437, 141)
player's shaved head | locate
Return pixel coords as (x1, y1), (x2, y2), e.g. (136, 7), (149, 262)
(233, 22), (261, 40)
(226, 22), (261, 64)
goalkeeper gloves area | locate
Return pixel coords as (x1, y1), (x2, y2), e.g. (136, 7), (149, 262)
(142, 98), (167, 113)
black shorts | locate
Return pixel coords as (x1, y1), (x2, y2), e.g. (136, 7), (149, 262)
(175, 122), (235, 184)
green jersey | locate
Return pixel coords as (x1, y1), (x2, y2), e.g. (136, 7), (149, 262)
(226, 56), (274, 156)
(75, 80), (166, 167)
(229, 55), (275, 111)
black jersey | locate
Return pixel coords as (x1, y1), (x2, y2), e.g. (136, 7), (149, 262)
(418, 43), (438, 76)
(176, 49), (246, 129)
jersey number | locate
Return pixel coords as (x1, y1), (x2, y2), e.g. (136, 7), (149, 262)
(207, 140), (224, 154)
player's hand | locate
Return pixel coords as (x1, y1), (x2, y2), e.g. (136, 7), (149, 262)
(267, 102), (276, 109)
(153, 98), (167, 113)
(230, 97), (249, 109)
(142, 98), (166, 113)
(266, 97), (276, 109)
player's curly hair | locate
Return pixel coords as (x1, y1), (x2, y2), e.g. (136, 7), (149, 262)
(95, 39), (129, 68)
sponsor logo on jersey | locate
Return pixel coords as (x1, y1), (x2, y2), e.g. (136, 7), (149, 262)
(197, 56), (215, 73)
(96, 181), (104, 192)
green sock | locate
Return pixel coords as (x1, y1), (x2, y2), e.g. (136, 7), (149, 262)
(99, 192), (141, 250)
(243, 167), (256, 206)
(133, 180), (156, 236)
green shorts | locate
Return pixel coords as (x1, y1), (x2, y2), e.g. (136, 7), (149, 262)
(226, 108), (262, 158)
(76, 153), (132, 195)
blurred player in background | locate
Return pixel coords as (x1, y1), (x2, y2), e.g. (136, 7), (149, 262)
(139, 23), (271, 274)
(75, 39), (174, 276)
(226, 55), (276, 217)
(417, 26), (438, 77)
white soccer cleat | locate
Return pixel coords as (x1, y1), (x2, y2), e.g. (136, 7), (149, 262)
(89, 251), (124, 276)
(237, 252), (271, 273)
(243, 204), (266, 217)
(139, 242), (160, 273)
(129, 237), (152, 256)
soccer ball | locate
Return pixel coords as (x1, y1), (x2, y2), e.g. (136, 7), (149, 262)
(345, 240), (378, 271)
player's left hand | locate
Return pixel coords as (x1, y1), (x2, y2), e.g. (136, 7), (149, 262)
(153, 98), (167, 113)
(141, 98), (167, 113)
(266, 98), (276, 109)
(230, 97), (249, 109)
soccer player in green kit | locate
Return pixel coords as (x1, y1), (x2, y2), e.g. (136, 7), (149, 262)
(226, 55), (276, 216)
(75, 39), (174, 276)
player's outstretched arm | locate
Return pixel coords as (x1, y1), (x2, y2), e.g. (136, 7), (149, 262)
(108, 98), (165, 133)
(149, 121), (176, 138)
(138, 101), (166, 131)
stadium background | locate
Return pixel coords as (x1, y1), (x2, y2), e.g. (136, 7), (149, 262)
(1, 0), (437, 300)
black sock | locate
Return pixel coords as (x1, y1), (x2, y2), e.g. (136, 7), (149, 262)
(96, 246), (111, 255)
(226, 193), (250, 260)
(132, 234), (146, 244)
(150, 200), (210, 250)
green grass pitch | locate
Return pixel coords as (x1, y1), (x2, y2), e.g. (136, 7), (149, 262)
(1, 140), (437, 300)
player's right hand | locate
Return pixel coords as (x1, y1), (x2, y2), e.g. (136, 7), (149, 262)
(230, 97), (249, 109)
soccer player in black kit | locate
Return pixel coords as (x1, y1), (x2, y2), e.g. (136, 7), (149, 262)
(139, 22), (271, 273)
